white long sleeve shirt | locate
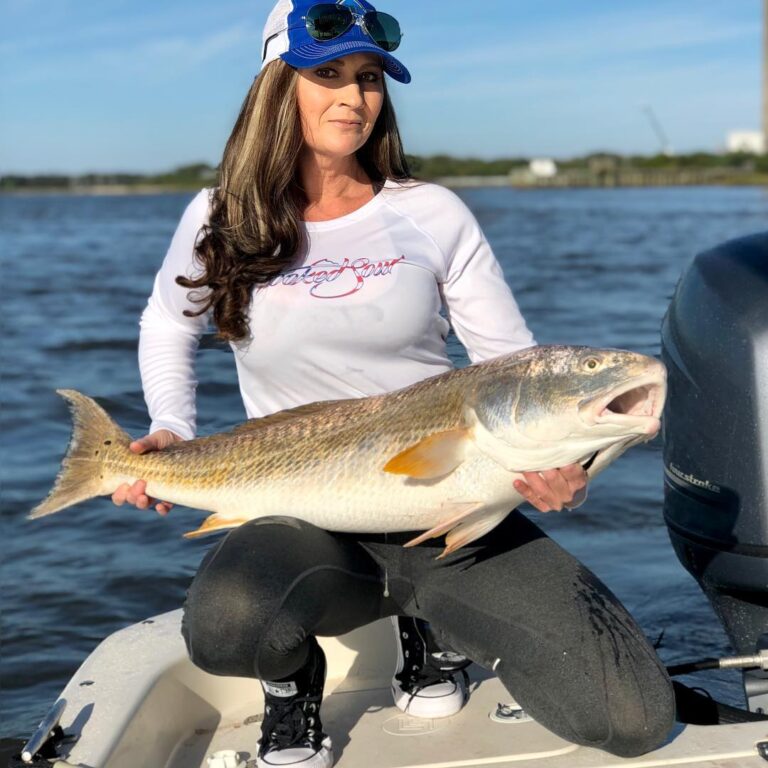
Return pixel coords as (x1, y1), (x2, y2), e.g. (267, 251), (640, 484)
(139, 179), (535, 439)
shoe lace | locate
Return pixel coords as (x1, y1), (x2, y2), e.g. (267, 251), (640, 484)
(395, 652), (471, 709)
(260, 694), (323, 753)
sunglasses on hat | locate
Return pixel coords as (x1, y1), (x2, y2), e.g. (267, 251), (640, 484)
(302, 3), (402, 52)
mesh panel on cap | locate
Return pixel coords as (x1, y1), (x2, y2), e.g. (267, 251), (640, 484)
(262, 0), (294, 63)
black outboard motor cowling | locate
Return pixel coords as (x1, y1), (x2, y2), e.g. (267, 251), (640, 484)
(661, 231), (768, 712)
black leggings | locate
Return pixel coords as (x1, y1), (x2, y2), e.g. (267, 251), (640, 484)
(181, 511), (674, 758)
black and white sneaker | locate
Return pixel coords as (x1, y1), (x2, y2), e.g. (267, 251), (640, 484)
(391, 616), (470, 719)
(258, 636), (334, 768)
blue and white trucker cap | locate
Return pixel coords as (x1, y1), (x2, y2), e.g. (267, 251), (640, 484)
(261, 0), (411, 83)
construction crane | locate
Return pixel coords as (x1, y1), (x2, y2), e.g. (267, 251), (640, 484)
(641, 104), (674, 156)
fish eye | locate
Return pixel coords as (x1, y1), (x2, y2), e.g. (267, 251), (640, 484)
(584, 357), (601, 371)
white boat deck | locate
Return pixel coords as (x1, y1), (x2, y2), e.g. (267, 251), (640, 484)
(165, 678), (768, 768)
(46, 611), (768, 768)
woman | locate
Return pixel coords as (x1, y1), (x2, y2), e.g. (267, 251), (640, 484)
(112, 1), (675, 766)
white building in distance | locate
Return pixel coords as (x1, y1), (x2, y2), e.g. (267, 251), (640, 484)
(726, 131), (765, 154)
(529, 158), (558, 178)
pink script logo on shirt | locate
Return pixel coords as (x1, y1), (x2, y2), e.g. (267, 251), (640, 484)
(270, 256), (405, 299)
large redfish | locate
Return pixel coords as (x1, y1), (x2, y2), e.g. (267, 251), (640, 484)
(30, 346), (666, 556)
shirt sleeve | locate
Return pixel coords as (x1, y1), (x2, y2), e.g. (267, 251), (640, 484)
(138, 189), (213, 440)
(436, 187), (536, 363)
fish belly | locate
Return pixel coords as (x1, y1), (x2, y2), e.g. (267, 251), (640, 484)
(211, 453), (522, 535)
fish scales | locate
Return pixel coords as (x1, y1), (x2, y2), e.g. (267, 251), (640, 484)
(29, 346), (667, 555)
(130, 366), (497, 529)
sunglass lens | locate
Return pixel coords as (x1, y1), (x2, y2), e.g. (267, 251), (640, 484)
(306, 5), (353, 41)
(364, 12), (401, 52)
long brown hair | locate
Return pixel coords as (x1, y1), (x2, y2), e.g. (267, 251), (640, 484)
(178, 59), (412, 342)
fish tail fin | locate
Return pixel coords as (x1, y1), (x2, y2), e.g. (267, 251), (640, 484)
(29, 390), (131, 519)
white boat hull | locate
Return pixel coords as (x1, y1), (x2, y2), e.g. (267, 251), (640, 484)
(42, 610), (768, 767)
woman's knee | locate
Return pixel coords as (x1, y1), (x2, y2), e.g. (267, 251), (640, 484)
(181, 555), (267, 676)
(182, 582), (310, 679)
(564, 671), (675, 757)
(588, 705), (675, 757)
(180, 516), (361, 678)
(179, 520), (287, 673)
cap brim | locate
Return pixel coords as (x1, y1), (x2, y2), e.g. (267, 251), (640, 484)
(281, 41), (411, 84)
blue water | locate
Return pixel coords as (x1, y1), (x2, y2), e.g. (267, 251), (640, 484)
(1, 186), (766, 739)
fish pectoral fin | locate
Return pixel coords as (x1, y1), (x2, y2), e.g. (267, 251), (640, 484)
(183, 514), (247, 539)
(404, 502), (485, 548)
(383, 429), (470, 479)
(438, 509), (511, 559)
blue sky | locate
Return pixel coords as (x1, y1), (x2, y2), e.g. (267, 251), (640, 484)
(1, 0), (762, 173)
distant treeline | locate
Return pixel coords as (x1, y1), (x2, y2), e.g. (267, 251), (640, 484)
(2, 153), (766, 191)
(0, 163), (218, 191)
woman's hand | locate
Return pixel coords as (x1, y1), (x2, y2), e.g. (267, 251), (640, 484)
(111, 429), (182, 515)
(513, 464), (588, 513)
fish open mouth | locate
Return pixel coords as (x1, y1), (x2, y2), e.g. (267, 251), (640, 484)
(581, 369), (667, 435)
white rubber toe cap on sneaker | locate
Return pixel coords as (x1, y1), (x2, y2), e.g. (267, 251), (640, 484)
(391, 677), (467, 719)
(257, 740), (333, 768)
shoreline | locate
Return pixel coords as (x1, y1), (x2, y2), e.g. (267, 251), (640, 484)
(0, 184), (196, 197)
(439, 175), (768, 189)
(3, 176), (768, 196)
